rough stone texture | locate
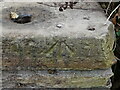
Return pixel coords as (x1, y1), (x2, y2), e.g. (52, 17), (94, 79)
(2, 34), (115, 70)
(1, 2), (115, 88)
(1, 2), (115, 70)
(2, 69), (112, 88)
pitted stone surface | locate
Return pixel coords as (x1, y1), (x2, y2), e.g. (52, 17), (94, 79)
(1, 2), (115, 70)
(1, 2), (115, 88)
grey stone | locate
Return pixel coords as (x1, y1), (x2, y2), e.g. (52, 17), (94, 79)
(1, 2), (115, 70)
(2, 69), (113, 88)
(1, 2), (115, 88)
(2, 3), (114, 70)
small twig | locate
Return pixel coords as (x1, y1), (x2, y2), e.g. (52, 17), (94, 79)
(106, 0), (113, 15)
(105, 4), (120, 25)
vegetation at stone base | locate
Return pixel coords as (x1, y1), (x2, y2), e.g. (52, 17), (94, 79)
(99, 2), (120, 18)
(99, 2), (120, 90)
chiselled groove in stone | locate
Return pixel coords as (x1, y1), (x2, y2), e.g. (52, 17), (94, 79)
(43, 38), (75, 58)
(58, 41), (62, 58)
(63, 41), (75, 54)
(2, 35), (114, 70)
(44, 40), (59, 54)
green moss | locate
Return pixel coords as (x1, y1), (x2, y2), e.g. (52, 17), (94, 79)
(67, 77), (108, 88)
(2, 36), (114, 70)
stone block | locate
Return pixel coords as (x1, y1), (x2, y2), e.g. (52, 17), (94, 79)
(2, 69), (113, 88)
(1, 2), (115, 70)
(1, 2), (115, 88)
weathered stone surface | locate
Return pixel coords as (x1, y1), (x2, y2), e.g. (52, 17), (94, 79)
(1, 2), (115, 70)
(2, 69), (112, 88)
(1, 2), (115, 88)
(2, 34), (115, 70)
